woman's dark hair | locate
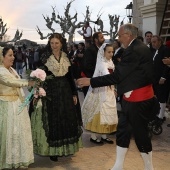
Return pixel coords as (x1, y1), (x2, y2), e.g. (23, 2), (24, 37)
(103, 44), (113, 52)
(2, 47), (11, 57)
(46, 33), (67, 53)
(41, 33), (67, 64)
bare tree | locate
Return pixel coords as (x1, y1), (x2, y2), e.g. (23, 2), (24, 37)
(36, 26), (50, 40)
(90, 10), (109, 36)
(38, 0), (86, 45)
(42, 15), (55, 33)
(7, 29), (23, 43)
(37, 0), (122, 43)
(0, 17), (8, 41)
(0, 17), (23, 43)
(82, 6), (91, 22)
(108, 14), (120, 41)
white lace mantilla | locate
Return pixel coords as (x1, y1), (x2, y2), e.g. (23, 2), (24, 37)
(81, 43), (118, 126)
(45, 52), (71, 76)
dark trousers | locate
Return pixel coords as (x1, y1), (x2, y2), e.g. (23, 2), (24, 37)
(116, 97), (157, 153)
(29, 63), (34, 70)
(153, 81), (170, 103)
(22, 62), (27, 70)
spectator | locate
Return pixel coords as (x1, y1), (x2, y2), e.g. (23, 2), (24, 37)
(151, 35), (170, 122)
(15, 47), (24, 77)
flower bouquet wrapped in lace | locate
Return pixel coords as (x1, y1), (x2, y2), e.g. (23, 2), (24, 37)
(18, 68), (46, 114)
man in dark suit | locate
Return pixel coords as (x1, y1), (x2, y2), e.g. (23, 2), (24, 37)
(112, 39), (124, 66)
(145, 31), (155, 55)
(77, 24), (156, 170)
(151, 35), (170, 122)
(82, 32), (105, 97)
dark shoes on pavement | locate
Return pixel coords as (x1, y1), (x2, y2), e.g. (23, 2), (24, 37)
(50, 156), (58, 162)
(90, 138), (104, 144)
(90, 137), (114, 144)
(101, 137), (114, 144)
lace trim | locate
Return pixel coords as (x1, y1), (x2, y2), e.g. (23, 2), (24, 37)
(45, 52), (71, 76)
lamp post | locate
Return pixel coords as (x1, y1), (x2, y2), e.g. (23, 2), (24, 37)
(125, 2), (133, 23)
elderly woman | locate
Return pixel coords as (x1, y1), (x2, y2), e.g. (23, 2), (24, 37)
(0, 46), (34, 169)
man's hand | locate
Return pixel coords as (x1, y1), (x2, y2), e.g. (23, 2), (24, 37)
(76, 78), (91, 88)
(159, 78), (166, 84)
(28, 80), (35, 87)
(73, 95), (77, 105)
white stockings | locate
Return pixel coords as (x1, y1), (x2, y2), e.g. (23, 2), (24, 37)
(141, 151), (154, 170)
(111, 146), (128, 170)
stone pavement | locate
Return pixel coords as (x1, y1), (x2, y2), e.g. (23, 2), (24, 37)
(22, 71), (170, 170)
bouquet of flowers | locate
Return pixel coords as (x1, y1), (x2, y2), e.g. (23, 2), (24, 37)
(18, 68), (47, 114)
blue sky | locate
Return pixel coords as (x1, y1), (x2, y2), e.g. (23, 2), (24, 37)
(1, 0), (131, 44)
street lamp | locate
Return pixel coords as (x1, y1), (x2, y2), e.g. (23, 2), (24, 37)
(125, 2), (133, 23)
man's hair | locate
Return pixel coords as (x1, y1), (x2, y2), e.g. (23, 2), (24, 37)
(79, 42), (85, 47)
(137, 36), (144, 42)
(73, 44), (78, 49)
(123, 24), (138, 38)
(85, 39), (92, 45)
(18, 47), (22, 51)
(114, 39), (121, 47)
(152, 35), (163, 44)
(145, 31), (153, 37)
(92, 32), (102, 42)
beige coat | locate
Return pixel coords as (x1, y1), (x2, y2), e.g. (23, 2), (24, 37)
(0, 66), (28, 102)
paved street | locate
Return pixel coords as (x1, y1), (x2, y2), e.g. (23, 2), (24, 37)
(22, 71), (170, 170)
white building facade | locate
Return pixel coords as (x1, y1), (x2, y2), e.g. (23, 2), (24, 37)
(133, 0), (166, 38)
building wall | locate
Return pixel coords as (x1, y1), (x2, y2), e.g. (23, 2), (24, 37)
(132, 0), (144, 35)
(133, 0), (166, 40)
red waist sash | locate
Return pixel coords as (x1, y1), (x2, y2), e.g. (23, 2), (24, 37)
(123, 84), (154, 102)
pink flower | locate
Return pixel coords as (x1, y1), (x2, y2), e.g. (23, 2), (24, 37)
(38, 87), (46, 97)
(30, 69), (46, 81)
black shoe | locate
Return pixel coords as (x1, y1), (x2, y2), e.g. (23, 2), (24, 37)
(50, 156), (58, 162)
(101, 137), (114, 144)
(90, 138), (104, 144)
(167, 124), (170, 127)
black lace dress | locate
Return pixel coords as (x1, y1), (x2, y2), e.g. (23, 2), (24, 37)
(31, 52), (82, 156)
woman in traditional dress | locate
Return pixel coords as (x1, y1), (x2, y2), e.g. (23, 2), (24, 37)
(0, 47), (34, 169)
(30, 33), (83, 162)
(81, 43), (118, 144)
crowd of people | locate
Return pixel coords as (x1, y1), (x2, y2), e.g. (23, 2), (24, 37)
(12, 46), (44, 78)
(0, 23), (170, 170)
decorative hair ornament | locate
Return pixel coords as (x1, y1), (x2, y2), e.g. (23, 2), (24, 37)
(0, 46), (4, 65)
